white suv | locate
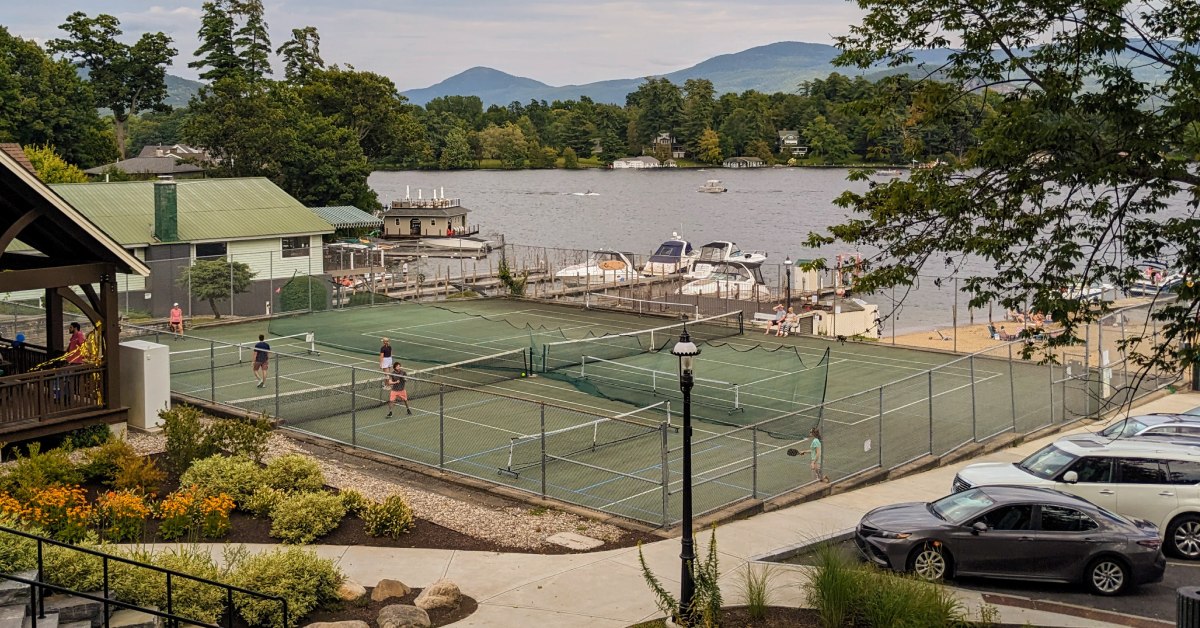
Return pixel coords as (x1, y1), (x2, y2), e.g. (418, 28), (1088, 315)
(953, 435), (1200, 559)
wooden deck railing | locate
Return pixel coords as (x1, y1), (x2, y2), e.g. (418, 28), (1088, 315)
(0, 364), (105, 424)
(0, 340), (57, 375)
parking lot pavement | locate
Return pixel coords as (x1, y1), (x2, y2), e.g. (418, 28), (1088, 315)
(951, 557), (1194, 625)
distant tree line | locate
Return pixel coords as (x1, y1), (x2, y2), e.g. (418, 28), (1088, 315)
(0, 1), (1001, 208)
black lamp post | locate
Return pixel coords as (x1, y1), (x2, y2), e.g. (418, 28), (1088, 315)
(784, 255), (793, 311)
(671, 328), (701, 622)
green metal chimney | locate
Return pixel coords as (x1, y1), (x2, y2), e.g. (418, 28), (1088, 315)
(154, 177), (178, 242)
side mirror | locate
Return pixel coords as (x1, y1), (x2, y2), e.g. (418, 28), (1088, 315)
(1062, 471), (1079, 484)
(971, 521), (988, 535)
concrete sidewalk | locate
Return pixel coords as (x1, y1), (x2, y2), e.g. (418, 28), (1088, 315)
(208, 392), (1198, 627)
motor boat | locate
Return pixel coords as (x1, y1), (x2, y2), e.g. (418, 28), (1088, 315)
(698, 179), (727, 193)
(874, 168), (903, 178)
(1128, 261), (1185, 296)
(420, 236), (494, 253)
(642, 233), (699, 276)
(1063, 282), (1116, 302)
(686, 241), (768, 279)
(555, 249), (639, 287)
(678, 262), (771, 300)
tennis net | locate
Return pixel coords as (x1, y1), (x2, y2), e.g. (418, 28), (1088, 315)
(539, 310), (743, 373)
(411, 348), (530, 393)
(583, 293), (700, 319)
(167, 332), (317, 375)
(498, 401), (673, 477)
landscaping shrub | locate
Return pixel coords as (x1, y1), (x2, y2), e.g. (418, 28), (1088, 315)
(362, 495), (414, 539)
(338, 489), (369, 517)
(262, 454), (325, 493)
(207, 416), (272, 462)
(161, 405), (217, 473)
(180, 455), (264, 506)
(112, 455), (166, 495)
(804, 543), (862, 628)
(1, 443), (82, 499)
(62, 423), (112, 450)
(245, 486), (287, 518)
(268, 492), (345, 544)
(199, 493), (235, 538)
(0, 515), (37, 573)
(153, 547), (228, 625)
(229, 546), (344, 628)
(158, 486), (203, 541)
(41, 537), (104, 592)
(94, 490), (151, 542)
(109, 550), (167, 615)
(738, 563), (777, 621)
(639, 526), (722, 627)
(278, 276), (328, 313)
(80, 438), (138, 484)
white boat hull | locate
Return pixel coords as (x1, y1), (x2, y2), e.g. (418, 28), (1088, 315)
(679, 280), (770, 300)
(421, 237), (493, 252)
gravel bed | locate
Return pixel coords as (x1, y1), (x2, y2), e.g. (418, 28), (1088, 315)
(18, 422), (624, 550)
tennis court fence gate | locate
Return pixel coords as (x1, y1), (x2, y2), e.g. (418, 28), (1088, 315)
(114, 304), (1183, 528)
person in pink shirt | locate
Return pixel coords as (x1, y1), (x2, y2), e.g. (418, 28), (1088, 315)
(65, 322), (86, 364)
(169, 303), (184, 337)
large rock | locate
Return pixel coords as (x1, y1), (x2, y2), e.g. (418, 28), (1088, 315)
(413, 579), (461, 611)
(371, 579), (411, 602)
(376, 604), (430, 628)
(336, 579), (366, 602)
(303, 622), (370, 628)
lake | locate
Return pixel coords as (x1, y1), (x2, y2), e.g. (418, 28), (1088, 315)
(367, 168), (1181, 335)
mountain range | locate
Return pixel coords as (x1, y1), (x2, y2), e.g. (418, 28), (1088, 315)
(398, 41), (956, 106)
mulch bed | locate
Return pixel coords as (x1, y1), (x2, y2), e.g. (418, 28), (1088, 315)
(304, 587), (478, 627)
(85, 455), (658, 554)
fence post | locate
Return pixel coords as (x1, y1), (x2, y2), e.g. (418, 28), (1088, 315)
(751, 425), (758, 499)
(1009, 343), (1017, 433)
(661, 422), (670, 527)
(1049, 358), (1057, 425)
(439, 385), (445, 469)
(209, 341), (216, 402)
(539, 403), (547, 498)
(927, 371), (934, 454)
(350, 368), (357, 447)
(274, 351), (280, 418)
(1084, 322), (1092, 417)
(878, 386), (884, 467)
(969, 355), (977, 442)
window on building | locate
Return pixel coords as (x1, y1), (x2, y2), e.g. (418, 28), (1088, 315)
(281, 236), (310, 258)
(195, 242), (227, 259)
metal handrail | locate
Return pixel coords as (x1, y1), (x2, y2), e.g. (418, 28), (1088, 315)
(0, 525), (288, 628)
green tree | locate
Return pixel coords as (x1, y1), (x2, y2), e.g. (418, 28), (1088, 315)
(803, 115), (851, 161)
(276, 26), (323, 83)
(561, 146), (580, 169)
(681, 79), (716, 153)
(178, 259), (255, 319)
(439, 127), (474, 169)
(23, 145), (89, 183)
(0, 27), (116, 167)
(626, 78), (684, 148)
(478, 123), (527, 168)
(126, 108), (190, 155)
(825, 0), (1200, 372)
(190, 1), (239, 82)
(696, 129), (723, 164)
(300, 67), (408, 161)
(232, 0), (272, 79)
(49, 12), (176, 159)
(746, 139), (775, 166)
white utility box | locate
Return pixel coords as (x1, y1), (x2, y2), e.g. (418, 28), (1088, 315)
(119, 340), (170, 430)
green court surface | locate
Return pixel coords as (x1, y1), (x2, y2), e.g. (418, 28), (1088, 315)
(143, 299), (1062, 525)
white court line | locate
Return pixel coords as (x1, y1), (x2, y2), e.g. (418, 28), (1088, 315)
(820, 371), (1004, 427)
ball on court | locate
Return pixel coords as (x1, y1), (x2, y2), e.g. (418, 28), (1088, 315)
(521, 372), (527, 377)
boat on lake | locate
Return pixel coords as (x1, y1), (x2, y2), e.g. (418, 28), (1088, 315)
(874, 168), (903, 178)
(555, 249), (639, 287)
(698, 179), (727, 193)
(1128, 261), (1186, 296)
(678, 261), (770, 300)
(686, 241), (767, 279)
(642, 233), (698, 277)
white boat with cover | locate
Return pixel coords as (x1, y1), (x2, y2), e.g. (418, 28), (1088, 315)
(686, 241), (767, 279)
(698, 179), (727, 193)
(642, 233), (699, 276)
(420, 236), (494, 252)
(1128, 261), (1185, 296)
(678, 262), (771, 300)
(555, 249), (639, 287)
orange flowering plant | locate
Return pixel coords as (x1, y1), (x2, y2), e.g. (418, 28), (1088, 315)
(156, 485), (234, 540)
(199, 493), (235, 538)
(23, 486), (92, 542)
(94, 490), (151, 542)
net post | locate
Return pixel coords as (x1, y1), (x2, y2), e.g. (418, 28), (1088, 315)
(666, 400), (672, 428)
(539, 403), (547, 498)
(660, 422), (669, 527)
(209, 342), (216, 402)
(439, 384), (445, 469)
(738, 311), (745, 335)
(350, 367), (357, 447)
(274, 350), (280, 418)
(580, 356), (585, 378)
(751, 425), (758, 499)
(1009, 343), (1017, 433)
(733, 384), (740, 410)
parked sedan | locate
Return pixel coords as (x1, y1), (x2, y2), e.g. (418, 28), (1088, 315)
(855, 486), (1165, 595)
(1098, 414), (1200, 439)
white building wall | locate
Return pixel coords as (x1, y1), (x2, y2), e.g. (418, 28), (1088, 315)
(225, 236), (325, 280)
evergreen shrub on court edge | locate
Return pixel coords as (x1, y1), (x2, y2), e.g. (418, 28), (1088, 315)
(278, 276), (328, 313)
(229, 546), (344, 628)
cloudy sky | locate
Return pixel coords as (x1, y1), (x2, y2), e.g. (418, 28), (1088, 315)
(6, 1), (865, 89)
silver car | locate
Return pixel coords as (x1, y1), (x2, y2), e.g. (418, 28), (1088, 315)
(855, 485), (1166, 595)
(1099, 414), (1200, 439)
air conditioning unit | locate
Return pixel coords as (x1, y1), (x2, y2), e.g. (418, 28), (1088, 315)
(119, 340), (171, 430)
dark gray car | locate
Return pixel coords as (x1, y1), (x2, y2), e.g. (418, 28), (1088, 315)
(855, 486), (1166, 595)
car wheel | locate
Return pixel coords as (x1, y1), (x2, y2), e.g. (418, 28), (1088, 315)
(908, 544), (950, 581)
(1167, 514), (1200, 559)
(1085, 556), (1128, 596)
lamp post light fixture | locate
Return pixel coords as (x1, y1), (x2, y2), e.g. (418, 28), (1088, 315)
(671, 328), (701, 622)
(783, 255), (793, 311)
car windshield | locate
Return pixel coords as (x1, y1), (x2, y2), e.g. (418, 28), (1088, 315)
(930, 489), (996, 523)
(1099, 418), (1147, 438)
(1018, 444), (1078, 480)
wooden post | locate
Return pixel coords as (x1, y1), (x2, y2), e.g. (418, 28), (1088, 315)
(44, 288), (65, 352)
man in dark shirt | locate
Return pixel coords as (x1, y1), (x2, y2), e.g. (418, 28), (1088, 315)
(386, 361), (411, 417)
(252, 334), (271, 388)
